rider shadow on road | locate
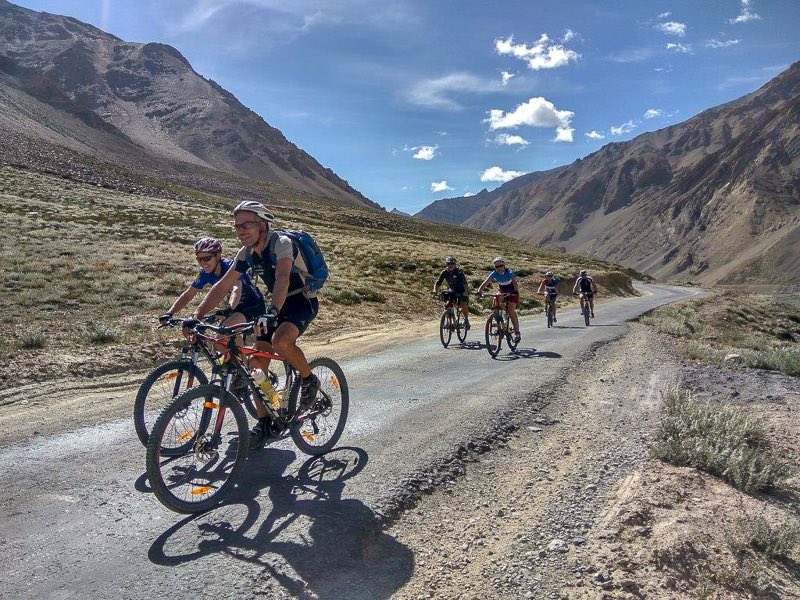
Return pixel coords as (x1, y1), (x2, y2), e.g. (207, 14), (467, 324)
(148, 447), (413, 600)
(495, 348), (562, 361)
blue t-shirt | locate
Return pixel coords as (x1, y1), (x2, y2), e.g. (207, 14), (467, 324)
(488, 268), (517, 293)
(191, 258), (264, 308)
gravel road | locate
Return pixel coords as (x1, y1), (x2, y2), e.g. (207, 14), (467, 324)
(0, 283), (696, 600)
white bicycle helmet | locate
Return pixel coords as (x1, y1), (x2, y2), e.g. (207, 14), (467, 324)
(545, 271), (554, 277)
(579, 269), (587, 275)
(233, 200), (274, 223)
(194, 237), (222, 253)
(493, 256), (505, 266)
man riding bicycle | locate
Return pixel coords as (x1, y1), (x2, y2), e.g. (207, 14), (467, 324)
(159, 237), (265, 328)
(537, 271), (561, 322)
(477, 256), (521, 343)
(192, 200), (321, 450)
(572, 269), (597, 318)
(433, 256), (470, 331)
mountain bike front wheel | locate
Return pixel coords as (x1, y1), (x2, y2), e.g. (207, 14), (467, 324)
(506, 318), (519, 351)
(291, 357), (349, 456)
(134, 359), (208, 447)
(455, 309), (468, 343)
(546, 303), (554, 328)
(582, 300), (591, 326)
(485, 314), (502, 358)
(146, 384), (249, 514)
(439, 309), (454, 348)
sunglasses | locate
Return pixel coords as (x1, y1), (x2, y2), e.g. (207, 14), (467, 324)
(494, 264), (505, 268)
(196, 254), (216, 263)
(446, 263), (455, 267)
(233, 221), (259, 231)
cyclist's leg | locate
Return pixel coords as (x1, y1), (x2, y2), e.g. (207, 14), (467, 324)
(272, 322), (310, 378)
(551, 295), (558, 319)
(508, 301), (520, 335)
(459, 296), (470, 326)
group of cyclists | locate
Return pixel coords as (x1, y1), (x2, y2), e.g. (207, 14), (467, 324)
(433, 256), (598, 345)
(159, 201), (600, 448)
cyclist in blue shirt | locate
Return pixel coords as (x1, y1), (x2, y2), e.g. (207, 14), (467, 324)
(477, 256), (521, 343)
(159, 237), (265, 326)
(537, 271), (561, 323)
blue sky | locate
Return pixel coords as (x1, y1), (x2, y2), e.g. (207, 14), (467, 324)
(14, 0), (800, 212)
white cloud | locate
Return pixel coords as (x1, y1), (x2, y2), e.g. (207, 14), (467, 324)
(654, 65), (674, 72)
(412, 145), (438, 160)
(610, 120), (638, 136)
(707, 38), (741, 48)
(656, 21), (686, 37)
(407, 72), (499, 110)
(435, 130), (448, 136)
(562, 28), (579, 42)
(463, 191), (476, 197)
(495, 34), (580, 71)
(729, 0), (761, 23)
(658, 11), (671, 18)
(484, 97), (575, 145)
(666, 42), (693, 54)
(607, 47), (655, 63)
(480, 166), (527, 183)
(585, 130), (605, 140)
(431, 180), (453, 192)
(494, 133), (529, 146)
(500, 71), (515, 86)
(644, 108), (663, 119)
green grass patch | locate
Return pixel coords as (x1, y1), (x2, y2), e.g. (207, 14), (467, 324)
(652, 388), (793, 493)
(84, 323), (120, 344)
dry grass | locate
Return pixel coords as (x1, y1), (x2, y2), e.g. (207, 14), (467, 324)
(0, 165), (641, 388)
(640, 293), (800, 376)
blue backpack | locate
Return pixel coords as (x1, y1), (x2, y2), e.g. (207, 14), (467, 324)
(271, 229), (329, 293)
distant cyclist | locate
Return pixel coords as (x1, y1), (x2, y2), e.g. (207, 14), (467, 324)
(159, 237), (265, 327)
(433, 256), (470, 331)
(537, 271), (561, 323)
(477, 256), (521, 343)
(192, 201), (321, 450)
(572, 269), (597, 318)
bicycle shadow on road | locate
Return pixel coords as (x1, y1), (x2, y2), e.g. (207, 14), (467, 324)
(148, 446), (413, 600)
(494, 348), (562, 361)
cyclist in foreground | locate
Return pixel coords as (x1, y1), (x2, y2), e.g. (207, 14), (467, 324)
(476, 256), (521, 344)
(159, 237), (265, 328)
(537, 271), (561, 322)
(572, 269), (597, 318)
(192, 201), (320, 449)
(432, 256), (471, 332)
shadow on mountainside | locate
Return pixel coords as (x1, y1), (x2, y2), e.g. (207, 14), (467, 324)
(148, 447), (413, 600)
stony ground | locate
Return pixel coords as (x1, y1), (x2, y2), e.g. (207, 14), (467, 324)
(386, 324), (800, 600)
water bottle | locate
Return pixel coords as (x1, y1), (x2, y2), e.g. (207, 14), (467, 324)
(252, 368), (281, 410)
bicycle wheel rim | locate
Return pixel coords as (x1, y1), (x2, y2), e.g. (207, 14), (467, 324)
(456, 310), (468, 343)
(148, 387), (247, 512)
(439, 311), (452, 347)
(485, 315), (501, 357)
(292, 358), (349, 455)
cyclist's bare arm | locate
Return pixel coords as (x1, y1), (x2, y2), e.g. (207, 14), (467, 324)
(477, 275), (492, 293)
(572, 280), (579, 294)
(270, 256), (293, 310)
(511, 276), (519, 293)
(167, 285), (200, 316)
(228, 281), (242, 310)
(194, 255), (241, 318)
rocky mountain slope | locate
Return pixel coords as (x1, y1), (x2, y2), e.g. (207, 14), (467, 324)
(449, 63), (800, 285)
(0, 0), (375, 207)
(415, 170), (554, 225)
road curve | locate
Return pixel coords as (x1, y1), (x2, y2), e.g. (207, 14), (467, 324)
(0, 283), (697, 600)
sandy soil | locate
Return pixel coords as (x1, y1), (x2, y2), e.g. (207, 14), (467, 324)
(386, 324), (800, 600)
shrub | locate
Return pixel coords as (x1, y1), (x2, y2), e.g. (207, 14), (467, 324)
(651, 388), (793, 492)
(85, 323), (120, 344)
(727, 514), (800, 559)
(327, 290), (360, 306)
(17, 330), (46, 349)
(354, 287), (386, 303)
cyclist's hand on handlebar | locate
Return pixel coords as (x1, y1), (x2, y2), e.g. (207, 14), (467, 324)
(158, 313), (173, 325)
(181, 317), (200, 331)
(257, 309), (278, 334)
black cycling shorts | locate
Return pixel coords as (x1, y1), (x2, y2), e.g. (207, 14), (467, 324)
(257, 294), (319, 342)
(234, 300), (267, 321)
(579, 291), (594, 298)
(442, 291), (469, 305)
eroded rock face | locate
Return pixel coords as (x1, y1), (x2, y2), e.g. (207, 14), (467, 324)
(419, 61), (800, 286)
(0, 0), (377, 208)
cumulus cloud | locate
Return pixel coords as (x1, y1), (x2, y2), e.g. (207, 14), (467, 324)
(495, 34), (580, 70)
(658, 11), (671, 18)
(666, 42), (693, 54)
(707, 38), (741, 48)
(494, 133), (529, 146)
(729, 0), (761, 23)
(484, 97), (575, 145)
(644, 108), (663, 119)
(656, 21), (686, 36)
(431, 180), (453, 192)
(500, 71), (515, 86)
(610, 120), (637, 136)
(407, 72), (498, 110)
(562, 28), (579, 42)
(585, 130), (605, 140)
(480, 166), (527, 183)
(412, 145), (438, 160)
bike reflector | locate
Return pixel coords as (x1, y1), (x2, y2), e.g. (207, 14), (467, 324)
(178, 429), (195, 442)
(190, 487), (213, 496)
(163, 371), (179, 381)
(330, 375), (340, 390)
(302, 430), (315, 443)
(203, 402), (219, 409)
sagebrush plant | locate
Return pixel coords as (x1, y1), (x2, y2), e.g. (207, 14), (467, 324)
(726, 513), (800, 559)
(652, 387), (794, 492)
(17, 329), (46, 349)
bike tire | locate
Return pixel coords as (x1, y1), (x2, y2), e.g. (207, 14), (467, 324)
(290, 357), (350, 456)
(134, 359), (208, 447)
(455, 310), (468, 343)
(546, 303), (553, 328)
(506, 317), (519, 351)
(439, 310), (453, 348)
(485, 314), (502, 358)
(146, 384), (249, 514)
(583, 302), (590, 326)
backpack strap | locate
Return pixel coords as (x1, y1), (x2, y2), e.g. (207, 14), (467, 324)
(267, 230), (305, 297)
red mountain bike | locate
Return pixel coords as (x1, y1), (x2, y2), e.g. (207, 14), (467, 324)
(145, 318), (349, 513)
(480, 292), (519, 358)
